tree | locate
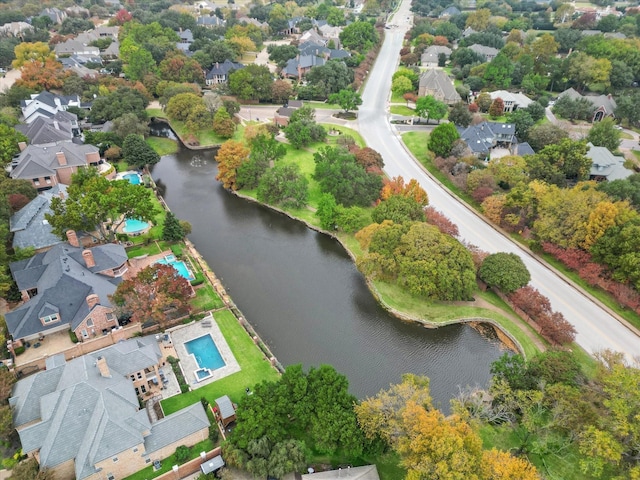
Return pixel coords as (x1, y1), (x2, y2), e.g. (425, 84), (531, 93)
(122, 134), (160, 169)
(158, 52), (204, 84)
(392, 76), (414, 96)
(489, 97), (505, 118)
(484, 53), (515, 89)
(328, 89), (363, 114)
(568, 52), (611, 91)
(257, 163), (309, 208)
(449, 102), (473, 127)
(123, 48), (157, 82)
(162, 211), (186, 241)
(16, 57), (67, 91)
(0, 124), (27, 168)
(466, 8), (491, 31)
(508, 109), (534, 141)
(89, 87), (149, 123)
(526, 139), (591, 186)
(267, 44), (299, 67)
(186, 103), (213, 132)
(112, 113), (149, 139)
(166, 93), (203, 122)
(428, 123), (460, 158)
(527, 123), (569, 152)
(46, 169), (158, 242)
(615, 93), (640, 126)
(284, 106), (326, 149)
(213, 107), (236, 138)
(340, 21), (377, 52)
(228, 64), (273, 101)
(353, 147), (385, 173)
(316, 193), (339, 230)
(553, 95), (596, 122)
(415, 95), (447, 124)
(587, 118), (621, 152)
(271, 80), (293, 104)
(371, 195), (425, 224)
(314, 146), (382, 207)
(9, 458), (53, 480)
(476, 92), (492, 113)
(424, 207), (459, 237)
(12, 41), (54, 69)
(215, 140), (250, 190)
(111, 264), (192, 328)
(305, 60), (353, 99)
(380, 176), (429, 206)
(479, 252), (531, 293)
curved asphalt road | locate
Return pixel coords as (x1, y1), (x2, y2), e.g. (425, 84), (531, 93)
(358, 0), (640, 360)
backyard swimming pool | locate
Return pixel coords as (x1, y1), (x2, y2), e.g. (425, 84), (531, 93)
(123, 218), (150, 234)
(185, 334), (226, 372)
(155, 254), (195, 281)
(123, 172), (142, 185)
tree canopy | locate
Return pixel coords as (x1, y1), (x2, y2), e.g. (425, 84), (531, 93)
(479, 252), (531, 293)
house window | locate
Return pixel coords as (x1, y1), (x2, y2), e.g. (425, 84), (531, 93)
(81, 329), (88, 338)
(133, 447), (138, 453)
(130, 375), (135, 381)
(137, 372), (142, 379)
(44, 176), (51, 184)
(42, 313), (59, 324)
(34, 179), (40, 186)
(141, 385), (147, 393)
(87, 318), (94, 327)
(112, 456), (118, 462)
(135, 387), (140, 395)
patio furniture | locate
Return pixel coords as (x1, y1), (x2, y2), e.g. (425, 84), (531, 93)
(33, 342), (41, 348)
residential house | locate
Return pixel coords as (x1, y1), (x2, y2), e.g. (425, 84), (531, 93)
(468, 44), (500, 62)
(301, 465), (380, 479)
(280, 17), (305, 36)
(417, 69), (461, 104)
(75, 26), (120, 45)
(54, 40), (100, 57)
(558, 88), (617, 122)
(196, 15), (226, 28)
(297, 41), (350, 60)
(9, 338), (210, 480)
(236, 16), (269, 30)
(489, 90), (532, 113)
(205, 60), (244, 85)
(587, 143), (632, 181)
(420, 45), (452, 68)
(514, 142), (535, 156)
(282, 55), (326, 81)
(10, 142), (101, 190)
(299, 28), (328, 47)
(101, 41), (120, 60)
(15, 116), (74, 145)
(274, 100), (303, 127)
(318, 24), (342, 48)
(10, 185), (68, 252)
(457, 121), (516, 159)
(40, 7), (67, 24)
(21, 91), (82, 125)
(176, 28), (194, 54)
(462, 26), (476, 38)
(440, 6), (461, 17)
(60, 57), (100, 79)
(6, 239), (128, 342)
(0, 21), (33, 37)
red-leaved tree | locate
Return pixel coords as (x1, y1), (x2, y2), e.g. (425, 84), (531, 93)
(110, 264), (192, 329)
(424, 206), (459, 237)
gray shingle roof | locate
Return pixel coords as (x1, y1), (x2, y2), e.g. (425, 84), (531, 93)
(144, 402), (209, 454)
(418, 69), (461, 104)
(15, 116), (74, 145)
(6, 243), (127, 339)
(10, 142), (98, 180)
(283, 55), (326, 76)
(587, 143), (632, 181)
(215, 395), (235, 420)
(9, 338), (182, 480)
(468, 44), (500, 59)
(206, 60), (244, 79)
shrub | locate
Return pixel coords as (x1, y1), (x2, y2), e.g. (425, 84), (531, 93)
(174, 445), (190, 463)
(13, 346), (25, 356)
(69, 330), (79, 343)
(479, 252), (531, 293)
(209, 424), (220, 443)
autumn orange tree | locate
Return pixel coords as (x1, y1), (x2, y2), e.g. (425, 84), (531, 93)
(16, 58), (68, 91)
(215, 139), (250, 190)
(355, 374), (540, 480)
(381, 176), (429, 206)
(110, 264), (192, 329)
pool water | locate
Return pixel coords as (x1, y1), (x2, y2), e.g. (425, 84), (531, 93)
(123, 218), (150, 233)
(123, 173), (142, 185)
(156, 256), (195, 281)
(185, 335), (226, 371)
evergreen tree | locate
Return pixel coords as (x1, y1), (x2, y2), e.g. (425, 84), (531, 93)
(162, 211), (185, 241)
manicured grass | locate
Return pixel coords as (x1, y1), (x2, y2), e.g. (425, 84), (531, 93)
(146, 190), (167, 240)
(146, 136), (178, 156)
(390, 91), (405, 103)
(372, 281), (540, 358)
(125, 241), (173, 259)
(146, 108), (167, 119)
(321, 124), (366, 147)
(161, 310), (280, 415)
(478, 424), (584, 480)
(307, 101), (341, 110)
(390, 105), (415, 116)
(192, 284), (225, 311)
(619, 131), (633, 140)
(633, 150), (640, 162)
(122, 439), (214, 480)
(170, 121), (246, 148)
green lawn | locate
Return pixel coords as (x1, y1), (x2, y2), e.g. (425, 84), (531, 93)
(146, 136), (179, 156)
(192, 284), (225, 311)
(390, 91), (405, 103)
(146, 108), (167, 119)
(390, 105), (415, 116)
(373, 281), (540, 358)
(633, 150), (640, 162)
(170, 121), (246, 148)
(320, 124), (366, 147)
(122, 439), (214, 480)
(161, 310), (280, 415)
(126, 241), (174, 259)
(307, 101), (341, 110)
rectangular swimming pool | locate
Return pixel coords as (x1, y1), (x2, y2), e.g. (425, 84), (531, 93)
(156, 255), (195, 282)
(185, 334), (226, 371)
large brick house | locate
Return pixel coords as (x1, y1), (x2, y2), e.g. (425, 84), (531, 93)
(10, 142), (101, 191)
(10, 337), (210, 480)
(5, 236), (128, 343)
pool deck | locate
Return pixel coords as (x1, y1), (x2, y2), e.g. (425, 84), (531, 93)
(168, 313), (241, 389)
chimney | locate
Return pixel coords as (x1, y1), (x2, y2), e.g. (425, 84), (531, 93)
(86, 293), (100, 309)
(56, 151), (67, 166)
(96, 356), (111, 378)
(82, 249), (95, 268)
(18, 141), (27, 152)
(66, 230), (78, 247)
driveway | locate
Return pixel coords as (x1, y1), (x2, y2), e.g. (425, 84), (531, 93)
(0, 69), (20, 91)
